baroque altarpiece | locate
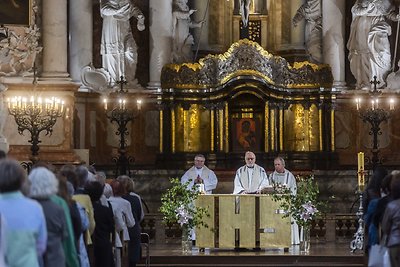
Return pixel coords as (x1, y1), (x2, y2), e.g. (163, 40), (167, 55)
(157, 40), (338, 170)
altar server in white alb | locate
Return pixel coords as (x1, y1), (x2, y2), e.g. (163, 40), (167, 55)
(181, 154), (218, 194)
(233, 151), (269, 194)
(269, 156), (300, 245)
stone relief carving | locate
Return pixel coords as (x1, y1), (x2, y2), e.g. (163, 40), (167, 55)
(0, 0), (42, 77)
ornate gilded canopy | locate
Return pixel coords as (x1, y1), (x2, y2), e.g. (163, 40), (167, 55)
(161, 39), (333, 92)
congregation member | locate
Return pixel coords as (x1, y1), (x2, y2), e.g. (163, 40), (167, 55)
(54, 173), (81, 267)
(85, 180), (115, 267)
(118, 175), (144, 267)
(29, 167), (67, 267)
(381, 171), (400, 267)
(72, 165), (96, 248)
(269, 156), (299, 245)
(109, 180), (135, 267)
(233, 151), (269, 194)
(0, 159), (47, 267)
(181, 154), (218, 194)
(362, 165), (388, 254)
(0, 212), (6, 267)
(373, 172), (395, 233)
(95, 171), (113, 207)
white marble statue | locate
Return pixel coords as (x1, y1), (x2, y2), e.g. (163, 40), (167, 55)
(172, 0), (203, 63)
(100, 0), (145, 87)
(292, 0), (322, 63)
(240, 0), (251, 28)
(386, 60), (400, 90)
(347, 0), (400, 90)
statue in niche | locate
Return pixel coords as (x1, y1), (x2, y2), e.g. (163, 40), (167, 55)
(172, 0), (203, 63)
(292, 0), (322, 63)
(347, 0), (399, 90)
(100, 0), (145, 87)
(240, 0), (251, 27)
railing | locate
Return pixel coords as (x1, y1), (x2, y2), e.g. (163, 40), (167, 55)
(141, 213), (358, 244)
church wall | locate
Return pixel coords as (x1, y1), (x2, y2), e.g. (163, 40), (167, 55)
(334, 97), (400, 169)
(74, 92), (159, 169)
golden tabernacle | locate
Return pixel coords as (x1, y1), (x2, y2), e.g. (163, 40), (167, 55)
(195, 194), (291, 249)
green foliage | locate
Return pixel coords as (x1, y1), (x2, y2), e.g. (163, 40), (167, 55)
(271, 175), (326, 227)
(159, 178), (210, 230)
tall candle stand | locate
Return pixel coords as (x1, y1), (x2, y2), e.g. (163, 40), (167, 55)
(350, 172), (364, 253)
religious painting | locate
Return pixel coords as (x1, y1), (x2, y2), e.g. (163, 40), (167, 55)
(0, 0), (31, 26)
(232, 118), (261, 151)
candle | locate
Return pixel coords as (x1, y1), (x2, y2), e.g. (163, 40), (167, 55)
(390, 98), (395, 111)
(103, 99), (108, 110)
(355, 98), (360, 111)
(357, 152), (365, 190)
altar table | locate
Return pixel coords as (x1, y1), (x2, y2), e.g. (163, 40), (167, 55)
(195, 194), (291, 249)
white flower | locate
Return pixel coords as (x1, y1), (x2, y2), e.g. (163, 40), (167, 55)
(175, 204), (193, 226)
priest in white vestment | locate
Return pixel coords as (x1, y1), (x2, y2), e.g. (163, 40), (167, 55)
(269, 157), (300, 245)
(233, 151), (269, 194)
(181, 154), (218, 194)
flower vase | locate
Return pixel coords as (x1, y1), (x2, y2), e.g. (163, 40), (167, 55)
(181, 226), (192, 254)
(300, 226), (311, 253)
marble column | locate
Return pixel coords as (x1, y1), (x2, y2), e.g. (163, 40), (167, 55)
(290, 0), (305, 49)
(42, 0), (70, 79)
(322, 0), (346, 89)
(148, 0), (173, 89)
(192, 0), (209, 51)
(69, 0), (93, 87)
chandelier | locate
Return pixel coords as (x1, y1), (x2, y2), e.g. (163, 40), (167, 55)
(103, 76), (142, 176)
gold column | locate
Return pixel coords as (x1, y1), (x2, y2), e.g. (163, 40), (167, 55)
(279, 108), (283, 151)
(319, 108), (323, 151)
(159, 110), (163, 153)
(331, 109), (335, 151)
(224, 103), (229, 153)
(270, 108), (275, 151)
(219, 108), (224, 151)
(171, 109), (176, 153)
(264, 102), (269, 152)
(183, 108), (189, 151)
(210, 109), (215, 151)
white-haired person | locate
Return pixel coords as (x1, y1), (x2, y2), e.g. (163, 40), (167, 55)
(233, 151), (270, 194)
(117, 175), (144, 267)
(108, 179), (135, 267)
(0, 159), (47, 267)
(269, 156), (299, 245)
(29, 166), (67, 267)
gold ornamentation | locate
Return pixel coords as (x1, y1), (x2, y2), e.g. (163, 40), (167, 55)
(161, 39), (333, 90)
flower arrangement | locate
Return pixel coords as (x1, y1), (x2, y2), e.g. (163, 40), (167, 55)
(271, 175), (324, 227)
(159, 178), (210, 231)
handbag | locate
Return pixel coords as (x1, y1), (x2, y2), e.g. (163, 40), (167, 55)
(368, 244), (391, 267)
